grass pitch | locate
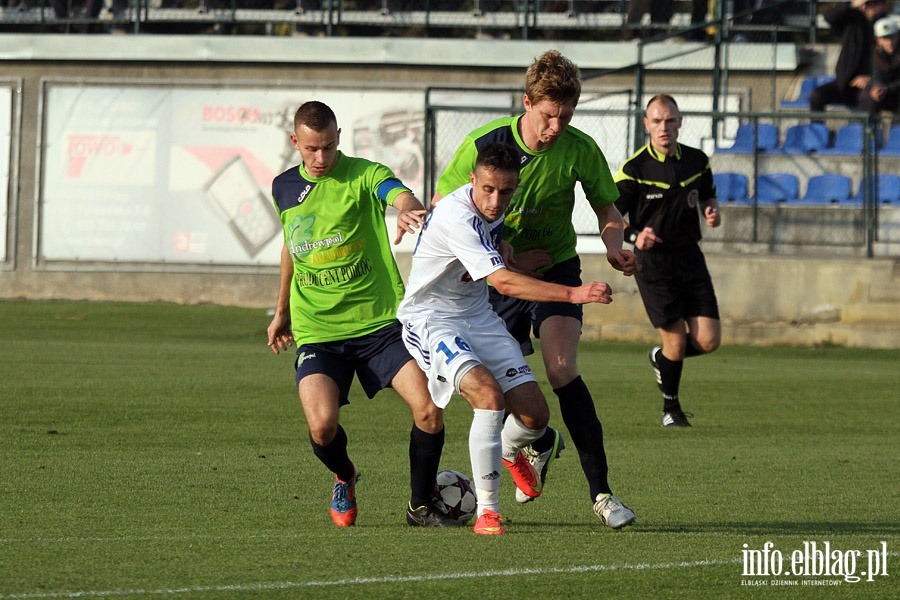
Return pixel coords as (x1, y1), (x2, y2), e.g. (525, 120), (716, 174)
(0, 300), (897, 599)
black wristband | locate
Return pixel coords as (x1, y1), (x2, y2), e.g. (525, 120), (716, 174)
(624, 226), (639, 244)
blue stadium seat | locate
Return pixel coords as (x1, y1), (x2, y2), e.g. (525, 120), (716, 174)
(848, 174), (900, 205)
(780, 75), (835, 109)
(773, 123), (830, 154)
(715, 122), (779, 154)
(756, 173), (799, 204)
(819, 123), (867, 156)
(879, 125), (900, 157)
(713, 172), (750, 203)
(798, 174), (853, 204)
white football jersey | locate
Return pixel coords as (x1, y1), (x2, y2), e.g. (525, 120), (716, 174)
(397, 183), (505, 322)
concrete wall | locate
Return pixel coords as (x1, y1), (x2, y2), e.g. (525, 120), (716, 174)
(2, 34), (899, 349)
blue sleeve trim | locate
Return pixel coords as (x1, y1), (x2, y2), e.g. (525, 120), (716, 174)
(377, 178), (409, 203)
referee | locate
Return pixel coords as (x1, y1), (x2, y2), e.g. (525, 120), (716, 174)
(614, 94), (722, 428)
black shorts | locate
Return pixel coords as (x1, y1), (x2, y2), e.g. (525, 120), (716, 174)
(294, 320), (412, 405)
(635, 246), (720, 329)
(489, 256), (583, 356)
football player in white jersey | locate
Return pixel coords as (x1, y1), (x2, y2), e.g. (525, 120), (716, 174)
(397, 142), (614, 534)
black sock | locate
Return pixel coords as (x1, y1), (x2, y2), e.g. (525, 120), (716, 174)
(554, 376), (611, 499)
(309, 425), (354, 482)
(409, 424), (445, 508)
(531, 427), (556, 454)
(655, 351), (684, 412)
(684, 335), (704, 358)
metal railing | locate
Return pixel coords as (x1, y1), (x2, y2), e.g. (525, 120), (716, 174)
(0, 0), (823, 38)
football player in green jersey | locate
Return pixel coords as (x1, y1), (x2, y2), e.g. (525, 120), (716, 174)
(266, 101), (456, 528)
(433, 51), (636, 528)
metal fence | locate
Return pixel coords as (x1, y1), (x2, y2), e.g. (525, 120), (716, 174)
(426, 89), (900, 258)
(0, 0), (821, 38)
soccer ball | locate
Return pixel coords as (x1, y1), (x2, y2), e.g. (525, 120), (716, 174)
(433, 469), (477, 524)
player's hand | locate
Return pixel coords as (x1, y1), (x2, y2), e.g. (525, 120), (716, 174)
(871, 85), (887, 102)
(509, 248), (552, 277)
(266, 313), (294, 355)
(705, 205), (721, 228)
(635, 227), (662, 251)
(851, 75), (870, 89)
(575, 281), (612, 305)
(394, 209), (427, 245)
(606, 247), (636, 277)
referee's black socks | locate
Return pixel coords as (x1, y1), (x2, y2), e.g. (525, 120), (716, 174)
(654, 350), (684, 412)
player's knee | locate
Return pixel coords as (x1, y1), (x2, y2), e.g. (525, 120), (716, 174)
(699, 337), (720, 354)
(413, 403), (444, 433)
(307, 421), (338, 446)
(515, 395), (550, 430)
(544, 364), (578, 389)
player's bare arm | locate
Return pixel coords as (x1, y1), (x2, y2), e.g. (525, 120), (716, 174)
(266, 243), (295, 354)
(391, 191), (428, 245)
(487, 267), (612, 305)
(595, 203), (636, 276)
(507, 247), (552, 278)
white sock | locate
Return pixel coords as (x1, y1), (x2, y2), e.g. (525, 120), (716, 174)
(470, 408), (504, 515)
(501, 415), (546, 462)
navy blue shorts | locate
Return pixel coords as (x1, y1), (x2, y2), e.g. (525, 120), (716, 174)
(635, 246), (720, 329)
(294, 320), (413, 405)
(489, 256), (583, 356)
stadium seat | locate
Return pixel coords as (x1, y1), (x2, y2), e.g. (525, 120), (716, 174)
(798, 173), (853, 204)
(879, 125), (900, 156)
(819, 123), (868, 156)
(715, 122), (779, 154)
(713, 172), (750, 203)
(773, 123), (830, 154)
(848, 174), (900, 205)
(780, 75), (834, 109)
(755, 173), (799, 204)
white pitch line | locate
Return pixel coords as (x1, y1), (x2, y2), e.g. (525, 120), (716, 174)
(0, 559), (740, 599)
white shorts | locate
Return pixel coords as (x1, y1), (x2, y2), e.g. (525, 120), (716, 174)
(401, 310), (536, 409)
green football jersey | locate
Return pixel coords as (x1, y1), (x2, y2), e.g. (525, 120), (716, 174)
(271, 151), (408, 345)
(436, 115), (619, 266)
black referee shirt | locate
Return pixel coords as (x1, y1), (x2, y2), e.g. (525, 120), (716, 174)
(614, 143), (716, 250)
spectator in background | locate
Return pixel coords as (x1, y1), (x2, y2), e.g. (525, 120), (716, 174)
(809, 0), (892, 113)
(623, 0), (675, 41)
(859, 17), (900, 115)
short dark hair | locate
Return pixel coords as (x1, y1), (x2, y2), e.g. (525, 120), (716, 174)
(475, 142), (522, 173)
(294, 101), (337, 132)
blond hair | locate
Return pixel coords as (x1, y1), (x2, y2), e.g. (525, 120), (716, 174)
(524, 50), (582, 107)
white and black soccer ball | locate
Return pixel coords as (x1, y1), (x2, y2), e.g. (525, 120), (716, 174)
(433, 469), (477, 524)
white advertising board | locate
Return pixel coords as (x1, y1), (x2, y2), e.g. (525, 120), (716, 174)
(0, 86), (11, 263)
(40, 85), (424, 266)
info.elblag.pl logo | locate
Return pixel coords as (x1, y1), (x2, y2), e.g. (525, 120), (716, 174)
(741, 541), (890, 587)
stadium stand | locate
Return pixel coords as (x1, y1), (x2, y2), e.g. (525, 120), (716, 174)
(756, 173), (799, 204)
(715, 122), (779, 154)
(780, 75), (835, 110)
(879, 125), (900, 157)
(849, 174), (900, 205)
(773, 122), (830, 154)
(819, 122), (867, 156)
(713, 172), (750, 204)
(797, 173), (853, 204)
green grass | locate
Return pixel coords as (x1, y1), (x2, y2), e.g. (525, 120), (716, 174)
(1, 300), (897, 599)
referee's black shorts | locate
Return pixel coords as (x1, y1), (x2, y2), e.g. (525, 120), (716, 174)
(635, 245), (720, 329)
